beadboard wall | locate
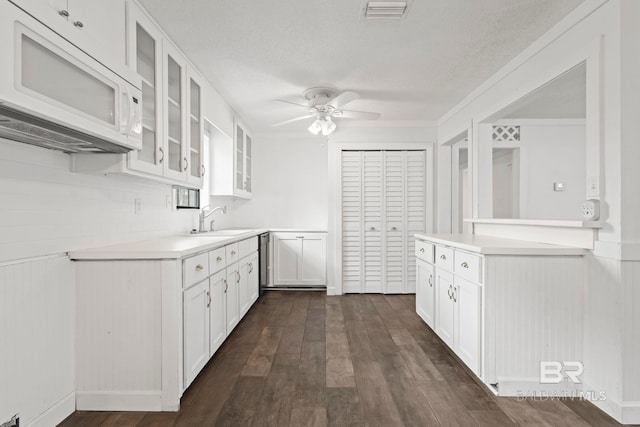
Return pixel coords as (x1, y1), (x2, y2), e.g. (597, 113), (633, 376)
(0, 255), (75, 427)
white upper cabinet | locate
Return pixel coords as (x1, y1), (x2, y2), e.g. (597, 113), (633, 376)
(186, 69), (204, 186)
(127, 3), (163, 176)
(162, 42), (187, 181)
(234, 120), (253, 198)
(210, 119), (254, 198)
(11, 0), (126, 71)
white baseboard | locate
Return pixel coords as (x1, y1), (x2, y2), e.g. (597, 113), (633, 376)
(621, 402), (640, 424)
(76, 391), (164, 412)
(27, 392), (75, 427)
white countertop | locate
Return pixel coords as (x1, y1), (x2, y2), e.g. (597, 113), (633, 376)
(414, 233), (586, 256)
(465, 218), (602, 228)
(69, 228), (270, 260)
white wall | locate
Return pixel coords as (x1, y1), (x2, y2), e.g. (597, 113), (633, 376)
(518, 122), (586, 219)
(233, 134), (329, 229)
(0, 138), (198, 426)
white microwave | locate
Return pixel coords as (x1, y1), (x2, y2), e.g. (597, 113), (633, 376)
(0, 0), (142, 153)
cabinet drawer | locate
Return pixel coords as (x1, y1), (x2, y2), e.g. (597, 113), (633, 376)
(415, 240), (434, 263)
(183, 253), (209, 288)
(435, 245), (454, 271)
(209, 247), (226, 273)
(454, 251), (482, 283)
(226, 243), (240, 264)
(239, 236), (258, 259)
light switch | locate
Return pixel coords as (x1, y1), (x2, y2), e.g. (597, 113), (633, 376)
(553, 182), (565, 192)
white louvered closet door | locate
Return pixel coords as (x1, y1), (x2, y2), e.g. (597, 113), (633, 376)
(341, 151), (363, 293)
(383, 151), (405, 293)
(405, 151), (426, 293)
(363, 151), (383, 293)
(341, 149), (426, 294)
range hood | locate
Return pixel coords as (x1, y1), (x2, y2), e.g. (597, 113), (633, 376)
(0, 105), (131, 154)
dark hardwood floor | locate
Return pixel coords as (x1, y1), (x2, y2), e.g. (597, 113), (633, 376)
(60, 291), (631, 427)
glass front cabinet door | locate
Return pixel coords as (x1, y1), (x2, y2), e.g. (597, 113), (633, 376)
(234, 120), (253, 198)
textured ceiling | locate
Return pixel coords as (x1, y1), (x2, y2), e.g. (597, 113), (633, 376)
(139, 0), (585, 134)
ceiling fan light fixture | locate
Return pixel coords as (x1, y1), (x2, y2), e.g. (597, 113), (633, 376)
(321, 117), (337, 136)
(308, 119), (322, 135)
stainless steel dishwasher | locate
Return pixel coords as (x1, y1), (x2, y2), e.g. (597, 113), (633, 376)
(258, 232), (269, 296)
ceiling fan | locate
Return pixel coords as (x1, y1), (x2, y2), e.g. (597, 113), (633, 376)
(272, 87), (381, 136)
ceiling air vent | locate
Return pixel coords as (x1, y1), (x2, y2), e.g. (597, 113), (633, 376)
(363, 1), (409, 19)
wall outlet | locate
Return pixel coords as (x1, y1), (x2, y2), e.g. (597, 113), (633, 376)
(1, 414), (19, 427)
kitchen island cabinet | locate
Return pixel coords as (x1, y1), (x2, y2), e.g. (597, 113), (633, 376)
(70, 230), (265, 411)
(414, 233), (585, 395)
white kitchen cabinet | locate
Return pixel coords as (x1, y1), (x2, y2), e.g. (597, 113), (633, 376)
(233, 120), (253, 198)
(72, 6), (205, 188)
(11, 0), (126, 70)
(272, 232), (327, 286)
(209, 270), (227, 357)
(434, 268), (455, 348)
(127, 3), (163, 176)
(247, 252), (259, 305)
(415, 258), (435, 328)
(225, 263), (240, 333)
(239, 252), (258, 317)
(183, 278), (210, 388)
(454, 276), (481, 373)
(414, 234), (585, 395)
(341, 150), (426, 294)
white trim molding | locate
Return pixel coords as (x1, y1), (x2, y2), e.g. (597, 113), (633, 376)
(27, 392), (75, 427)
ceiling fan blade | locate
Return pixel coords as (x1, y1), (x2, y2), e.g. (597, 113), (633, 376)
(328, 91), (359, 109)
(273, 99), (309, 109)
(336, 109), (381, 120)
(271, 114), (316, 127)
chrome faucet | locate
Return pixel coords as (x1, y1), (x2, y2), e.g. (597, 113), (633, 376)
(198, 205), (227, 232)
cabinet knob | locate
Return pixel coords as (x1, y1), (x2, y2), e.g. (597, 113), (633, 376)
(420, 248), (425, 253)
(58, 9), (69, 17)
(248, 263), (253, 273)
(236, 271), (241, 283)
(391, 226), (398, 231)
(206, 290), (211, 308)
(224, 279), (228, 293)
(428, 274), (433, 287)
(195, 264), (204, 271)
(440, 254), (447, 260)
(461, 262), (469, 269)
(447, 285), (452, 299)
(183, 157), (189, 172)
(73, 20), (84, 28)
(369, 227), (376, 231)
(453, 286), (458, 303)
(231, 250), (236, 256)
(201, 165), (206, 177)
(216, 256), (223, 262)
(158, 147), (165, 164)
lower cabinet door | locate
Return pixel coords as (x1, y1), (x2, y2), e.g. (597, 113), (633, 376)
(238, 258), (250, 318)
(183, 279), (210, 388)
(300, 234), (327, 285)
(226, 264), (240, 333)
(247, 252), (259, 305)
(454, 276), (482, 375)
(209, 270), (227, 357)
(416, 259), (435, 328)
(434, 268), (455, 348)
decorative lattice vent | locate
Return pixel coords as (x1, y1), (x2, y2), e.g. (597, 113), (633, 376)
(492, 125), (520, 142)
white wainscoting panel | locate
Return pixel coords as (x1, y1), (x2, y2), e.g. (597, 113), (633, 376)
(486, 255), (584, 393)
(622, 261), (640, 411)
(0, 255), (75, 426)
(75, 260), (163, 409)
